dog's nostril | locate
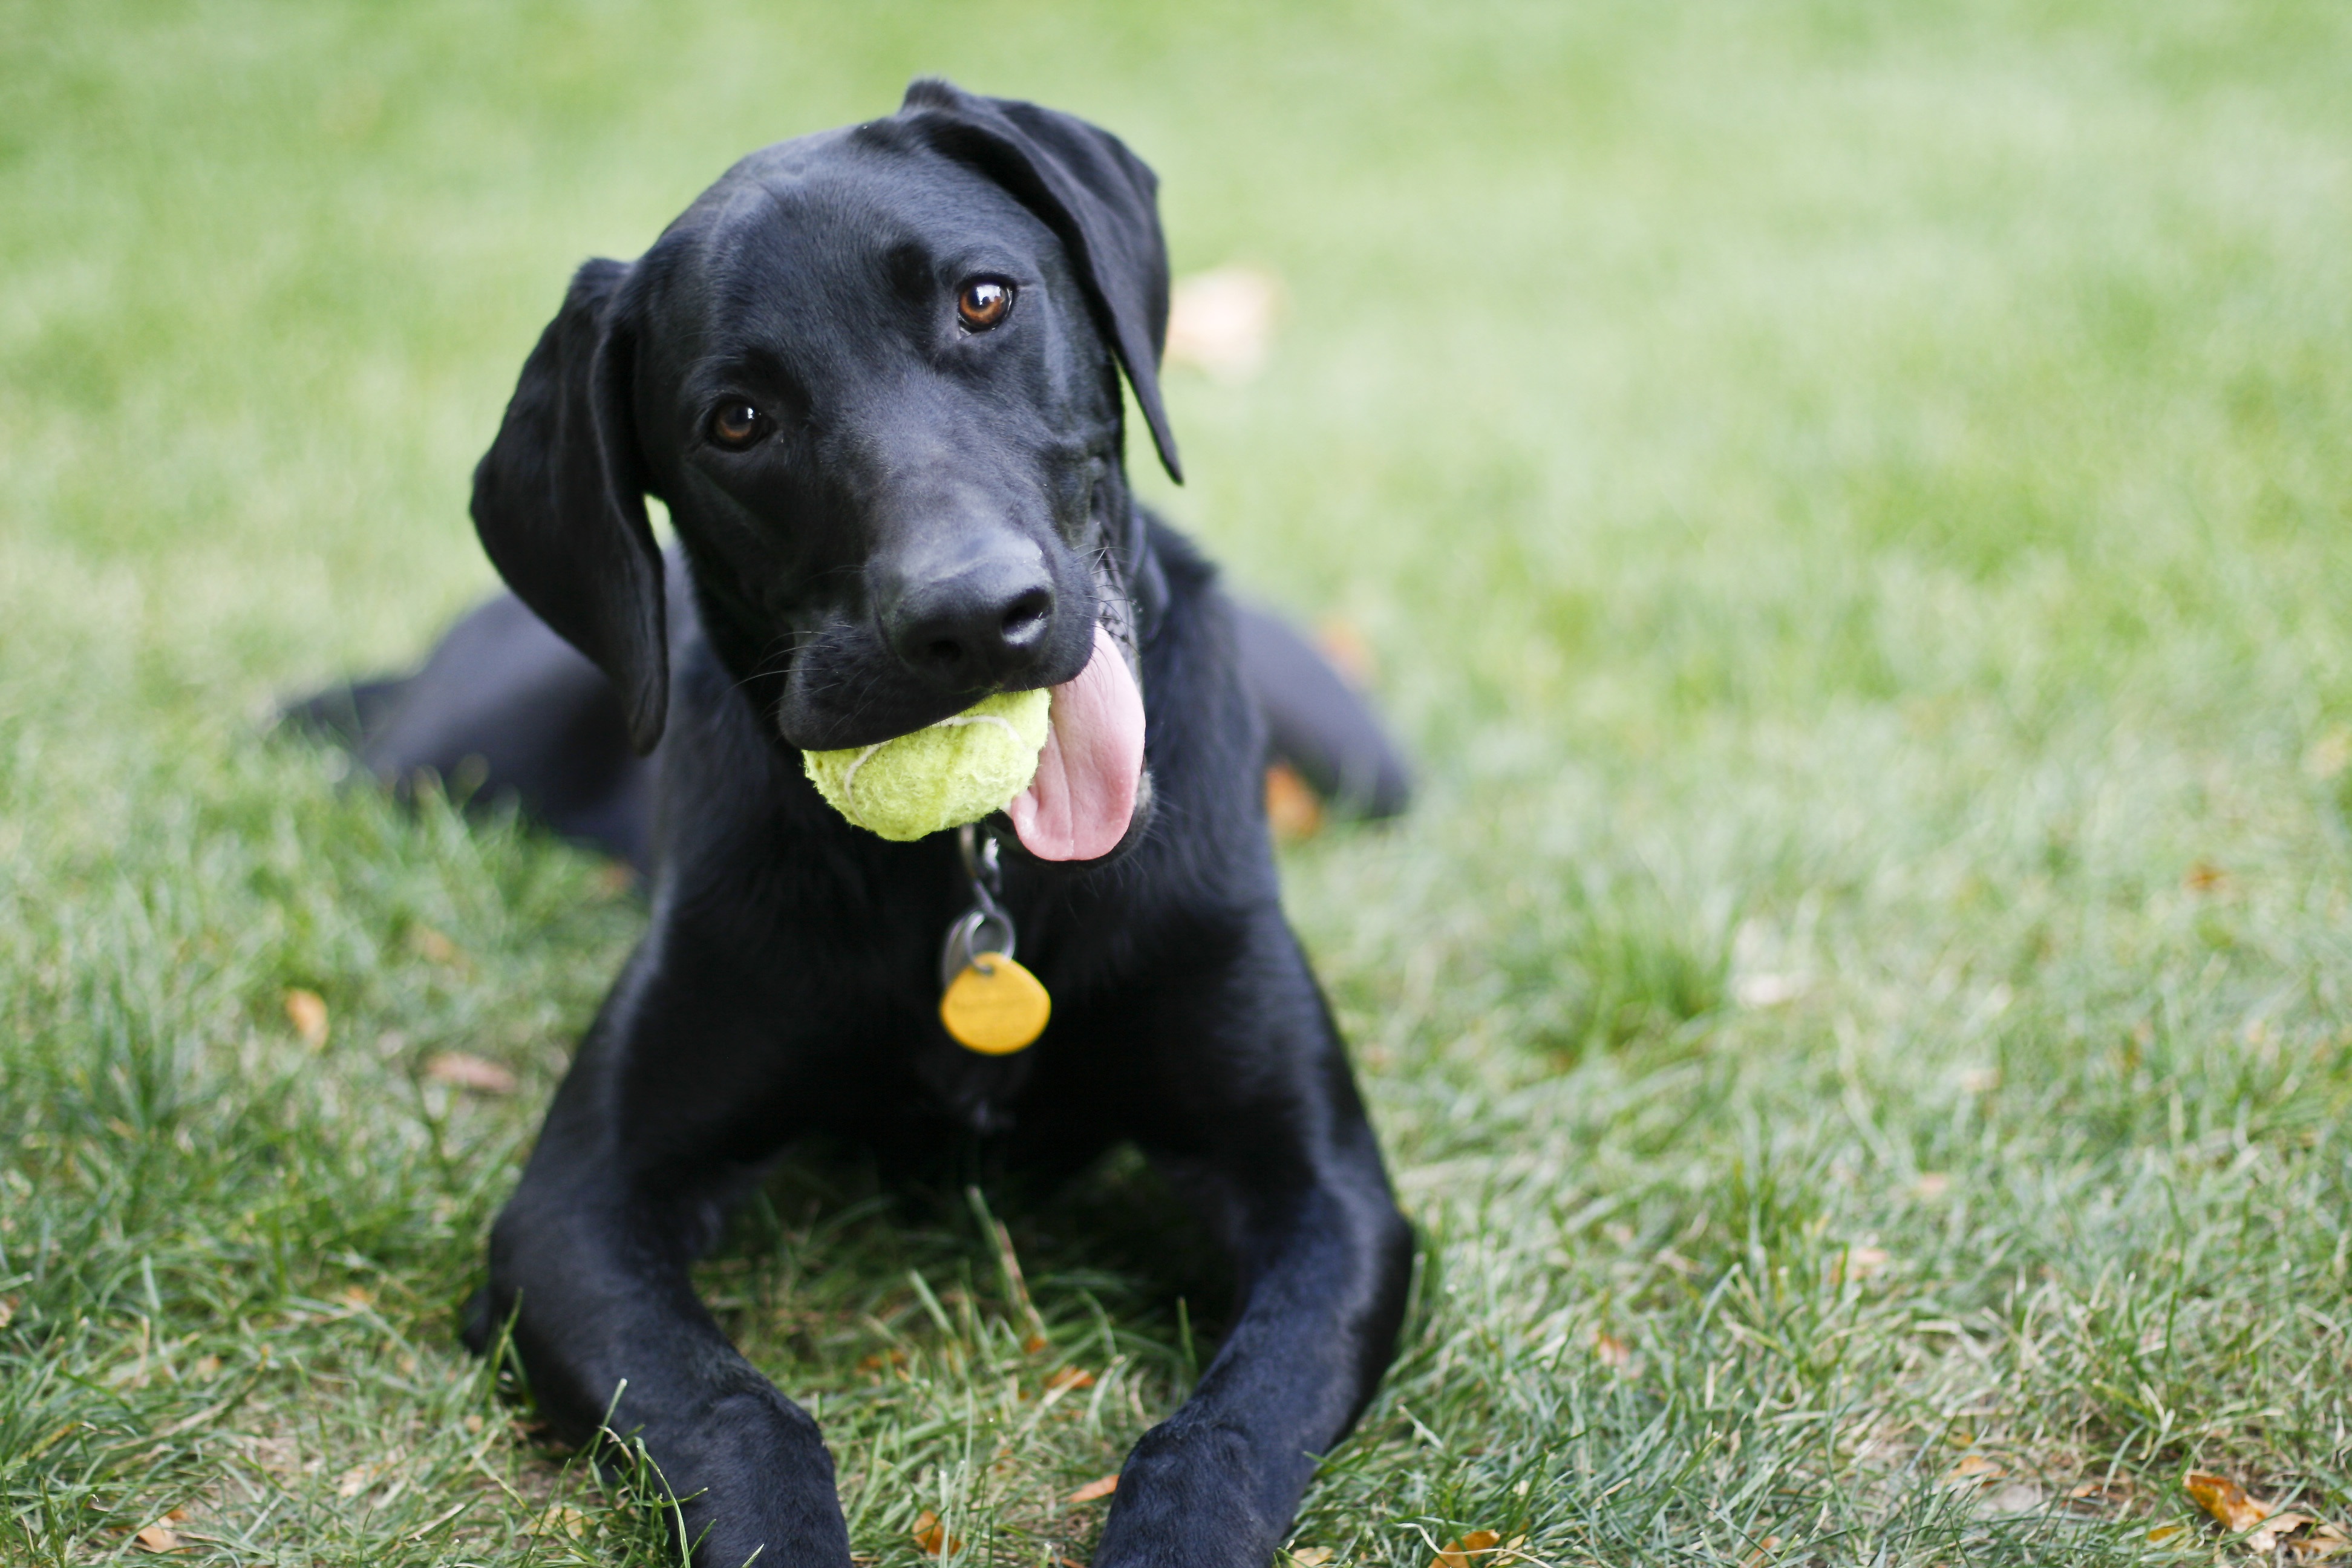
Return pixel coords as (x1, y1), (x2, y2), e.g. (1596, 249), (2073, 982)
(927, 638), (964, 667)
(1000, 590), (1051, 641)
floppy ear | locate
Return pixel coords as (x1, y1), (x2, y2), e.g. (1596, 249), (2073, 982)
(899, 77), (1184, 484)
(470, 257), (668, 754)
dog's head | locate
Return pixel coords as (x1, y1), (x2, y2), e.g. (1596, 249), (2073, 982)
(470, 80), (1180, 860)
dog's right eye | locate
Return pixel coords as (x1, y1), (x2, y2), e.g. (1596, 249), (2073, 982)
(709, 402), (769, 450)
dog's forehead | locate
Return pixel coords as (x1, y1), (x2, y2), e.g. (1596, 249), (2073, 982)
(669, 133), (1060, 318)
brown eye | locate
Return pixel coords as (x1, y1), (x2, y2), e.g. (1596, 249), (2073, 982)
(957, 278), (1014, 332)
(710, 401), (766, 449)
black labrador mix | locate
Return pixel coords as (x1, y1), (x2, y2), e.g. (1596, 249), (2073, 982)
(405, 79), (1413, 1568)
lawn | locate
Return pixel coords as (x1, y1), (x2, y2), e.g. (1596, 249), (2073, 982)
(4, 2), (2351, 1564)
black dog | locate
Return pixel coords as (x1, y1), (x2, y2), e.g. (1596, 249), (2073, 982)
(386, 80), (1414, 1568)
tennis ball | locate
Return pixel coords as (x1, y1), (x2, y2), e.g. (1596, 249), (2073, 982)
(803, 688), (1051, 842)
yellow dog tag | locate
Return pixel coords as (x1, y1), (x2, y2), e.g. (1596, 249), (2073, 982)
(939, 952), (1051, 1055)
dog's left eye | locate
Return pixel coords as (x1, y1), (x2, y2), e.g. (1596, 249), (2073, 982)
(956, 278), (1015, 332)
(709, 402), (769, 450)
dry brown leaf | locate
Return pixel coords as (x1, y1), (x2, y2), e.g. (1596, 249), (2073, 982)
(132, 1523), (184, 1553)
(1739, 1537), (1782, 1568)
(1431, 1529), (1503, 1568)
(1289, 1550), (1334, 1568)
(2298, 1521), (2352, 1560)
(2185, 861), (2229, 893)
(1266, 763), (1322, 843)
(1068, 1474), (1119, 1504)
(283, 988), (328, 1048)
(1313, 619), (1378, 688)
(2186, 1471), (2269, 1535)
(335, 1462), (377, 1499)
(912, 1509), (962, 1556)
(1165, 266), (1281, 382)
(1944, 1454), (2004, 1488)
(1592, 1331), (1632, 1370)
(1022, 1333), (1048, 1354)
(0, 1294), (15, 1329)
(2252, 1512), (2314, 1554)
(408, 926), (463, 965)
(1044, 1367), (1096, 1392)
(423, 1051), (518, 1096)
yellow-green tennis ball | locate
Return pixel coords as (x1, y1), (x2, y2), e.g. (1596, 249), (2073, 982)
(802, 687), (1051, 842)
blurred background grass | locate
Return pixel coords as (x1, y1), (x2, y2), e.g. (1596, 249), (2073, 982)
(4, 2), (2351, 1564)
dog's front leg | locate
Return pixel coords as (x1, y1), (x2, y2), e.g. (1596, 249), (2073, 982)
(1092, 914), (1416, 1568)
(482, 947), (853, 1568)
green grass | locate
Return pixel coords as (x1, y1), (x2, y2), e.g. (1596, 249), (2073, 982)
(5, 1), (2352, 1563)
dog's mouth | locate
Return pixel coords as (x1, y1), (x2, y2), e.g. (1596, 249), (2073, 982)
(1004, 621), (1145, 862)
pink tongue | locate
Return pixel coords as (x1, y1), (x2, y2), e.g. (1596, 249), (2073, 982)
(1006, 625), (1145, 861)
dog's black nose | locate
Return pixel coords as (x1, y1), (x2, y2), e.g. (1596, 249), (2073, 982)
(885, 558), (1056, 690)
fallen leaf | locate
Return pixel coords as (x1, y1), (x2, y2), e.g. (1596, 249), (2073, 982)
(335, 1462), (377, 1499)
(1068, 1474), (1119, 1504)
(283, 988), (329, 1048)
(1313, 618), (1378, 688)
(1289, 1549), (1334, 1568)
(0, 1295), (15, 1329)
(912, 1509), (962, 1556)
(1165, 265), (1281, 382)
(1944, 1454), (2004, 1488)
(2145, 1523), (2187, 1546)
(1976, 1481), (2045, 1517)
(1266, 762), (1322, 843)
(2251, 1512), (2314, 1554)
(408, 926), (463, 965)
(1739, 1537), (1782, 1568)
(1022, 1333), (1048, 1354)
(133, 1523), (184, 1553)
(1592, 1331), (1632, 1370)
(1431, 1529), (1503, 1568)
(2298, 1521), (2352, 1560)
(2186, 1471), (2268, 1535)
(423, 1051), (518, 1096)
(1044, 1367), (1095, 1392)
(2185, 861), (2229, 893)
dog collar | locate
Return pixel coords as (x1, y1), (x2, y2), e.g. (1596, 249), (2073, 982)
(938, 825), (1051, 1054)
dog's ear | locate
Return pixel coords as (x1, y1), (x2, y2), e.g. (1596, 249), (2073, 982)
(471, 257), (668, 754)
(900, 78), (1184, 484)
